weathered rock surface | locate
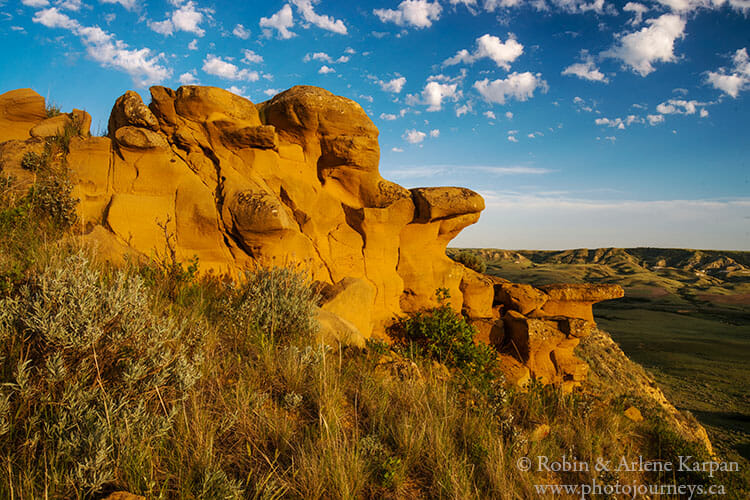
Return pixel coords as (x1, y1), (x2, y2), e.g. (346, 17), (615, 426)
(0, 85), (489, 340)
(0, 86), (620, 392)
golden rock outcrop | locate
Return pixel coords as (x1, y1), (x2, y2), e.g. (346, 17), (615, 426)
(0, 86), (624, 392)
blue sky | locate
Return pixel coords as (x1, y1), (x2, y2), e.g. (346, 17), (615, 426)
(2, 0), (749, 249)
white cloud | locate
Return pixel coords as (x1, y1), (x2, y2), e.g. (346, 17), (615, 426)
(403, 129), (427, 143)
(202, 54), (259, 81)
(318, 65), (335, 74)
(33, 10), (171, 86)
(383, 164), (552, 180)
(242, 49), (263, 64)
(456, 103), (471, 116)
(603, 14), (686, 77)
(260, 4), (295, 39)
(291, 0), (347, 34)
(392, 147), (404, 152)
(233, 23), (251, 39)
(474, 72), (548, 104)
(421, 81), (460, 111)
(305, 52), (332, 63)
(595, 117), (626, 129)
(188, 39), (198, 50)
(647, 114), (665, 125)
(32, 7), (78, 29)
(380, 113), (398, 120)
(484, 110), (496, 119)
(429, 129), (440, 137)
(505, 111), (513, 119)
(374, 0), (442, 29)
(656, 99), (703, 114)
(623, 2), (648, 25)
(57, 0), (82, 11)
(380, 76), (407, 93)
(264, 88), (280, 96)
(507, 135), (518, 142)
(179, 70), (197, 84)
(444, 34), (523, 70)
(22, 0), (50, 7)
(706, 48), (750, 98)
(100, 0), (138, 11)
(484, 0), (525, 9)
(149, 1), (207, 37)
(562, 56), (608, 83)
(699, 108), (709, 117)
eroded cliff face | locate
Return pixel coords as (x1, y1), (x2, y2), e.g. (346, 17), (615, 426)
(0, 86), (624, 391)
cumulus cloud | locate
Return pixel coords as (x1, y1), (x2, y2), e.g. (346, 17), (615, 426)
(505, 111), (513, 119)
(380, 113), (398, 120)
(647, 114), (665, 125)
(148, 1), (207, 37)
(22, 0), (50, 7)
(188, 39), (198, 50)
(260, 4), (295, 39)
(374, 0), (442, 29)
(474, 72), (548, 105)
(100, 0), (138, 11)
(595, 117), (626, 129)
(232, 23), (251, 39)
(380, 76), (407, 93)
(403, 129), (427, 143)
(202, 54), (259, 81)
(656, 99), (705, 114)
(242, 49), (263, 64)
(429, 129), (440, 137)
(33, 9), (171, 86)
(421, 81), (460, 111)
(603, 14), (686, 77)
(484, 110), (496, 119)
(706, 47), (750, 98)
(562, 55), (608, 83)
(291, 0), (347, 34)
(623, 2), (648, 25)
(318, 65), (335, 74)
(443, 34), (523, 70)
(507, 135), (518, 142)
(700, 108), (709, 117)
(179, 70), (197, 84)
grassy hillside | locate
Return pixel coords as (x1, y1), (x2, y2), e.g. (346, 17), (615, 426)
(1, 159), (748, 497)
(452, 247), (750, 466)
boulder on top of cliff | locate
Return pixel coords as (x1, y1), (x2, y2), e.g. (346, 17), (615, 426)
(0, 89), (47, 142)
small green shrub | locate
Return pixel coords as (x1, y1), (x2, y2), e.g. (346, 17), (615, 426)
(449, 251), (487, 274)
(220, 264), (320, 348)
(20, 151), (44, 172)
(46, 101), (62, 118)
(29, 174), (79, 229)
(388, 288), (498, 387)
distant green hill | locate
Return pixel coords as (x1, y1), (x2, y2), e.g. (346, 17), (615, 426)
(450, 246), (750, 465)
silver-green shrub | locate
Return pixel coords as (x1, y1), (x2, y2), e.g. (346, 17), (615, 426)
(0, 252), (206, 498)
(221, 265), (320, 347)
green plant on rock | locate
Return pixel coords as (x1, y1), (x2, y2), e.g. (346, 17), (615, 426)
(388, 288), (498, 388)
(449, 250), (487, 274)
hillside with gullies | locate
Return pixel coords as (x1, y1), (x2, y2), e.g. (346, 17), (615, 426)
(1, 86), (748, 499)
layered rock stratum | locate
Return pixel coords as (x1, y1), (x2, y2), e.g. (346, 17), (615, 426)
(0, 86), (631, 390)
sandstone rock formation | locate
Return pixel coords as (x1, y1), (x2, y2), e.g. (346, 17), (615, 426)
(0, 86), (622, 392)
(0, 86), (487, 339)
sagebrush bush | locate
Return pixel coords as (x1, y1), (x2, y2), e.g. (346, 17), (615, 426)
(30, 174), (79, 228)
(219, 264), (320, 347)
(449, 250), (487, 274)
(388, 288), (499, 388)
(0, 253), (206, 499)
